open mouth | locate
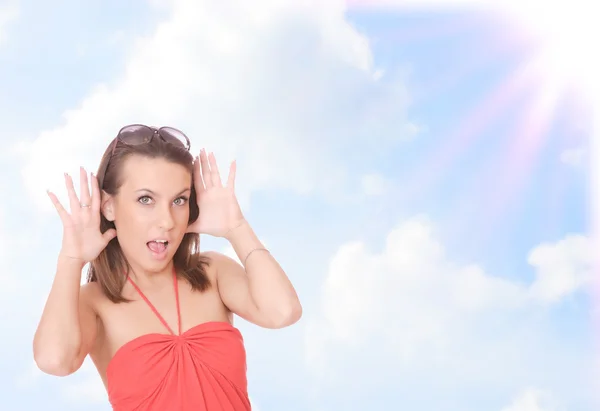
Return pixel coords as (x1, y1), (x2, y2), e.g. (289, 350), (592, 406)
(147, 240), (169, 254)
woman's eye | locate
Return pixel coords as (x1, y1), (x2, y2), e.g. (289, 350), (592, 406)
(174, 197), (188, 206)
(138, 196), (153, 205)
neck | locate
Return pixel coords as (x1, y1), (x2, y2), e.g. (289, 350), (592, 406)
(127, 261), (175, 288)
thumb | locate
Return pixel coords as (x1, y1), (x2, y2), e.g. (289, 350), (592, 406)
(103, 228), (117, 242)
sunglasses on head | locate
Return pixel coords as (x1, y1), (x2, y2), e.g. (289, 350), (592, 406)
(113, 124), (191, 152)
(98, 124), (191, 182)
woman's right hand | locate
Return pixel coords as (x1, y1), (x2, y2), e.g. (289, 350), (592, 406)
(47, 167), (117, 265)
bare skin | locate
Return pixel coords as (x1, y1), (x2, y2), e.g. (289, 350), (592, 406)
(34, 149), (302, 381)
(83, 254), (230, 389)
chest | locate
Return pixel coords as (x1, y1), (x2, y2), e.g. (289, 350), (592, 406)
(96, 283), (230, 362)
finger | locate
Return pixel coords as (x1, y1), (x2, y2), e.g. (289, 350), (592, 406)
(193, 156), (206, 195)
(199, 149), (213, 188)
(47, 190), (71, 225)
(79, 166), (91, 207)
(226, 160), (236, 190)
(65, 173), (81, 215)
(90, 172), (101, 213)
(208, 152), (222, 187)
(102, 228), (117, 243)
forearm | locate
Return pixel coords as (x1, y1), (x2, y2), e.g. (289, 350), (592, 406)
(226, 221), (301, 324)
(33, 255), (85, 375)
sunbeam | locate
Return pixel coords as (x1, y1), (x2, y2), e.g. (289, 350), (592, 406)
(403, 63), (532, 201)
(348, 0), (597, 240)
(347, 0), (600, 397)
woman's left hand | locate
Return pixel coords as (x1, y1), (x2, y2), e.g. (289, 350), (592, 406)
(186, 149), (246, 238)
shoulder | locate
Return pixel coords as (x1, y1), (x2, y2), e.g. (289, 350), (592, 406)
(199, 251), (240, 274)
(79, 281), (106, 312)
(197, 251), (246, 285)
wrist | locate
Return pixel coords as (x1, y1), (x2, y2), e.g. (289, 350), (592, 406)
(57, 253), (87, 271)
(223, 219), (250, 241)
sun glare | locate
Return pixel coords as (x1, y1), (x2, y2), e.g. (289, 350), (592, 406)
(511, 2), (600, 97)
(502, 1), (599, 238)
(348, 0), (598, 240)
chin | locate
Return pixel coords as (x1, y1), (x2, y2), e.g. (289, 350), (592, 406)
(127, 252), (176, 275)
(135, 260), (173, 276)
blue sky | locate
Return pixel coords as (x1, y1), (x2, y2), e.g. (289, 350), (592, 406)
(0, 1), (595, 410)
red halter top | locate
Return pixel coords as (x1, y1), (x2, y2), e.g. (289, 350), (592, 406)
(105, 269), (251, 410)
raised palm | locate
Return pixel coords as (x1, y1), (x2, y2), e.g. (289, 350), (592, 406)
(47, 167), (117, 264)
(186, 149), (246, 238)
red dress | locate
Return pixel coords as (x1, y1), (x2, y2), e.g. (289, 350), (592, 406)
(105, 270), (252, 410)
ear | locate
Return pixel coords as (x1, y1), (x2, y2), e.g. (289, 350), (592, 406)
(101, 191), (115, 222)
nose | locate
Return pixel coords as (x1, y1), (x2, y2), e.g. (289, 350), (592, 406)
(157, 203), (175, 231)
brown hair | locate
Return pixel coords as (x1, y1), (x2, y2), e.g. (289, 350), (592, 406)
(86, 135), (211, 303)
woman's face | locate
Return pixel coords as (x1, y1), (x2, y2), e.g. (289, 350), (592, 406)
(104, 154), (192, 275)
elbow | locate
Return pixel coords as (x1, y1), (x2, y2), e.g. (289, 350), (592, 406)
(34, 355), (74, 377)
(270, 301), (303, 329)
(289, 300), (303, 324)
(33, 344), (77, 377)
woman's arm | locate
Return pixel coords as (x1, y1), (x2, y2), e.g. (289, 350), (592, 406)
(33, 255), (98, 376)
(212, 221), (302, 329)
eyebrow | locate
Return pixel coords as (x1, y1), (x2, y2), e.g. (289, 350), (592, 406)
(135, 188), (191, 196)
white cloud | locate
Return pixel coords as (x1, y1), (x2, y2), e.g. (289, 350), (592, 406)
(528, 234), (593, 303)
(345, 0), (556, 11)
(305, 215), (592, 390)
(0, 204), (17, 298)
(306, 216), (520, 369)
(346, 0), (504, 11)
(360, 172), (389, 196)
(0, 1), (18, 46)
(559, 147), (586, 167)
(500, 388), (558, 411)
(16, 0), (415, 212)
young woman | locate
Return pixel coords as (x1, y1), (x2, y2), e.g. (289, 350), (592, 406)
(33, 124), (302, 410)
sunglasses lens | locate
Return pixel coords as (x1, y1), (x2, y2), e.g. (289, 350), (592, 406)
(160, 127), (189, 149)
(118, 125), (153, 145)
